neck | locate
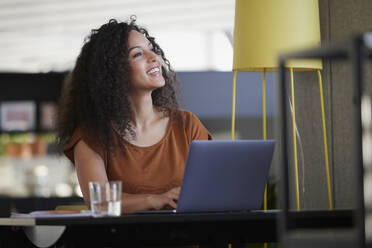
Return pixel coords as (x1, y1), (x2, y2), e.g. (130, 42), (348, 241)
(129, 92), (158, 128)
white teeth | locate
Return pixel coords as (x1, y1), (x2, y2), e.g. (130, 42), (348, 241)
(148, 67), (160, 74)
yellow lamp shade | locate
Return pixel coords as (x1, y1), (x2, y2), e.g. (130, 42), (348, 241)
(233, 0), (322, 72)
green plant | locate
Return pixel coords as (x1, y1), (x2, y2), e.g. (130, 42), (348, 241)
(0, 134), (10, 156)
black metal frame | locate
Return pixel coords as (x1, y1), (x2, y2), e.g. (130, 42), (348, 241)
(277, 32), (372, 248)
(0, 210), (354, 247)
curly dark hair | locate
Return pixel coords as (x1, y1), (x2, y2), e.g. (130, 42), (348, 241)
(56, 17), (180, 153)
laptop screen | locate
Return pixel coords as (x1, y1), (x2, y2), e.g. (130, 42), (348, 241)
(133, 140), (275, 214)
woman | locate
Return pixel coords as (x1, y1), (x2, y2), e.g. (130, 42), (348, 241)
(56, 17), (211, 214)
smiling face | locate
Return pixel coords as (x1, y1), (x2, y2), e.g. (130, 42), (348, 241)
(127, 30), (165, 93)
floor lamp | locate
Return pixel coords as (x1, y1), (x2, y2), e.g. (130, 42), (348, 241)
(232, 0), (333, 213)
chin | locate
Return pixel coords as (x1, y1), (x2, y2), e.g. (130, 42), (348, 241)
(144, 76), (165, 90)
(154, 78), (166, 88)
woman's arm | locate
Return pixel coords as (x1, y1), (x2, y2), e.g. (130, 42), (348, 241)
(74, 140), (179, 213)
(122, 187), (179, 213)
(74, 140), (108, 205)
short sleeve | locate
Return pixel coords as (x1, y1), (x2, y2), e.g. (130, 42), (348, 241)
(63, 126), (107, 166)
(182, 110), (212, 141)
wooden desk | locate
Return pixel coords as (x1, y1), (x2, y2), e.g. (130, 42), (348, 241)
(0, 209), (353, 248)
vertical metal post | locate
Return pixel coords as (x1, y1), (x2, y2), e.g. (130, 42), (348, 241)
(277, 60), (292, 242)
(351, 36), (366, 248)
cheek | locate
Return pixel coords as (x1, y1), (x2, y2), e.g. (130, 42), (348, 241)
(129, 63), (140, 82)
(129, 61), (145, 77)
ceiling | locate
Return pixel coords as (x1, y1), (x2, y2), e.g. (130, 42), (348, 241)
(0, 0), (236, 72)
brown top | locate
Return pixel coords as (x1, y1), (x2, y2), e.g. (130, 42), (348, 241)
(64, 109), (212, 194)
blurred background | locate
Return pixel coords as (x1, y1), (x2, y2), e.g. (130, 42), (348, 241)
(0, 0), (275, 204)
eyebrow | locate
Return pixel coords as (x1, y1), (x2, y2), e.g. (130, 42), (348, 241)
(128, 42), (152, 53)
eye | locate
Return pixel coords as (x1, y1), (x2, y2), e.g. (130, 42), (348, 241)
(133, 52), (142, 58)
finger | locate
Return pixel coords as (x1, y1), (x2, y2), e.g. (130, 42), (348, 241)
(168, 191), (179, 200)
(168, 199), (177, 209)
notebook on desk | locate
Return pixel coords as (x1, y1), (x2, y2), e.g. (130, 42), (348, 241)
(133, 140), (275, 214)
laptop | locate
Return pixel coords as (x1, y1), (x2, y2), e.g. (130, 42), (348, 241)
(134, 139), (275, 214)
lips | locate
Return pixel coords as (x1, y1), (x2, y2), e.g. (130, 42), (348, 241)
(148, 67), (160, 74)
(147, 65), (161, 75)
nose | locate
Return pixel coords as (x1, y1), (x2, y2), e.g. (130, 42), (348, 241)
(147, 50), (159, 63)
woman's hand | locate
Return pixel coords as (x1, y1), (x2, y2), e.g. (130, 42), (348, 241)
(147, 187), (180, 210)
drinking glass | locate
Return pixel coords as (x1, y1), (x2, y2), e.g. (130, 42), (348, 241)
(89, 181), (122, 217)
